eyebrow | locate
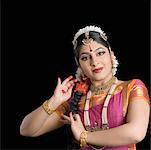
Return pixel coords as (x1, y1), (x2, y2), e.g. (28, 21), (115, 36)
(80, 46), (105, 56)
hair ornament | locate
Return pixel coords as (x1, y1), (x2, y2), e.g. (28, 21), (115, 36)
(110, 50), (119, 75)
(82, 32), (93, 45)
(72, 25), (107, 49)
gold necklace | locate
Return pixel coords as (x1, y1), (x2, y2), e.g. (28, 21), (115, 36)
(90, 76), (116, 95)
(83, 77), (118, 149)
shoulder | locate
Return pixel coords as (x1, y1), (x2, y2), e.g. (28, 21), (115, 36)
(122, 79), (150, 102)
(117, 78), (147, 89)
(114, 78), (149, 96)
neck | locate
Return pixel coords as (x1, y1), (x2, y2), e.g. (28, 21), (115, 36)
(91, 73), (113, 88)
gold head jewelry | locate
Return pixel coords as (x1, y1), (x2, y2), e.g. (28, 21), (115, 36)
(82, 32), (93, 45)
(101, 33), (107, 41)
(72, 25), (108, 49)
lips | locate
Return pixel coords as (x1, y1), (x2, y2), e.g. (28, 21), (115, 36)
(92, 67), (103, 73)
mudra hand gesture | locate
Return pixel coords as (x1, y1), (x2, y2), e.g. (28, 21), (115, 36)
(61, 112), (86, 142)
(52, 75), (77, 105)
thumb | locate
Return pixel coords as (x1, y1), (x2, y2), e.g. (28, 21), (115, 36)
(58, 77), (61, 85)
(56, 77), (61, 89)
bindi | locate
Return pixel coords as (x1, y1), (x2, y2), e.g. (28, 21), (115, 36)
(88, 45), (93, 52)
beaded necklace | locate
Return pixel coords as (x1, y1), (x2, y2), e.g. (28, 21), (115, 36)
(83, 77), (118, 149)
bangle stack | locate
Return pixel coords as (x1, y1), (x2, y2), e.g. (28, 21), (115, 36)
(42, 100), (55, 115)
(80, 130), (88, 147)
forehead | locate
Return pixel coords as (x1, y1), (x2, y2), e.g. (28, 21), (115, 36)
(79, 41), (108, 53)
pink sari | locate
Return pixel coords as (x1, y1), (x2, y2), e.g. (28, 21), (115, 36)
(56, 79), (150, 150)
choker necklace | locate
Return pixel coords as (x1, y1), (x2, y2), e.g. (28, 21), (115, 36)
(90, 76), (116, 95)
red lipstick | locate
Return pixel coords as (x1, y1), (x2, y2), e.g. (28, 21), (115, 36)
(93, 67), (103, 73)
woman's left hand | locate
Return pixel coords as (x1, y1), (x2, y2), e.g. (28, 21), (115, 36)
(60, 112), (86, 141)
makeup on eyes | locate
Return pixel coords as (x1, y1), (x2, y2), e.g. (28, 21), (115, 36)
(79, 48), (106, 61)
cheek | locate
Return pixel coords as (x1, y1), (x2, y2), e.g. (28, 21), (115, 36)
(103, 56), (112, 66)
(79, 62), (91, 74)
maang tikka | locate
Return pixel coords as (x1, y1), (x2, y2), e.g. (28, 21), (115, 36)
(82, 32), (93, 45)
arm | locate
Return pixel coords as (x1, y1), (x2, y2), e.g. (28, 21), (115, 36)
(20, 96), (64, 137)
(20, 76), (76, 137)
(68, 99), (150, 147)
(86, 100), (150, 147)
(68, 79), (150, 147)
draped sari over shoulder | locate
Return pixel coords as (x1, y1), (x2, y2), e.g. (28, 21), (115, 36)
(55, 79), (150, 150)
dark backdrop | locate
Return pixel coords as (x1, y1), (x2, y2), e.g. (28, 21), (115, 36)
(2, 0), (150, 149)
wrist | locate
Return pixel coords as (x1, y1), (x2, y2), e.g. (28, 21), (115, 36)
(42, 96), (61, 116)
(80, 130), (89, 147)
(48, 95), (61, 109)
(42, 100), (55, 115)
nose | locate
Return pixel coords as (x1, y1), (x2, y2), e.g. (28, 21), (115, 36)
(90, 55), (99, 67)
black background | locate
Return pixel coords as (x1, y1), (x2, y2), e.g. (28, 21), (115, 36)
(2, 0), (150, 149)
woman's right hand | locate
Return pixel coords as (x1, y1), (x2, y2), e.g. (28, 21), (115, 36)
(51, 76), (77, 106)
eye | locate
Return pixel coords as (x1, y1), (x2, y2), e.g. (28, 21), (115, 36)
(96, 51), (105, 56)
(80, 56), (89, 61)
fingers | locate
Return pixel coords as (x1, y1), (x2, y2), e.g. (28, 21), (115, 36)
(62, 76), (77, 87)
(69, 112), (81, 122)
(69, 112), (75, 124)
(60, 114), (71, 124)
(61, 114), (71, 122)
(60, 119), (70, 124)
(62, 75), (73, 86)
(74, 114), (81, 121)
(61, 76), (77, 93)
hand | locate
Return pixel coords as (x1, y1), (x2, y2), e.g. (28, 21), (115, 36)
(52, 76), (77, 105)
(69, 112), (86, 141)
(60, 114), (71, 125)
(60, 113), (86, 141)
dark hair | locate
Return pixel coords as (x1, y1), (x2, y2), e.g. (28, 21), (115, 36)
(70, 79), (90, 114)
(70, 91), (83, 114)
(70, 31), (111, 113)
(74, 31), (111, 65)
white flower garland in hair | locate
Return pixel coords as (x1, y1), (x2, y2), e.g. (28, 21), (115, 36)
(72, 25), (107, 49)
(75, 67), (87, 82)
(110, 51), (119, 75)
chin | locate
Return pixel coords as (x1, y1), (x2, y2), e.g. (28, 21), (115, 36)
(91, 74), (106, 81)
(91, 72), (112, 81)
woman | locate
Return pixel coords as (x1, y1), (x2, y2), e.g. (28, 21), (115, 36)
(20, 25), (150, 150)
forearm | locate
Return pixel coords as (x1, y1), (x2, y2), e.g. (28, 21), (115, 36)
(20, 106), (49, 136)
(87, 123), (145, 147)
(20, 96), (61, 136)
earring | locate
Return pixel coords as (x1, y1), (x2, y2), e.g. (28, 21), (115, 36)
(75, 67), (87, 81)
(110, 51), (119, 75)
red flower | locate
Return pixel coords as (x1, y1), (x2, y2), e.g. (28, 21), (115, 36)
(74, 79), (90, 95)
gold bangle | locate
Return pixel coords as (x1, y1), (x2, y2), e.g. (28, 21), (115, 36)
(42, 100), (55, 115)
(80, 130), (88, 147)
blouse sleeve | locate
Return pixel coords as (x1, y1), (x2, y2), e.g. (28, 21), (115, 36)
(55, 96), (73, 117)
(55, 99), (71, 117)
(128, 79), (150, 105)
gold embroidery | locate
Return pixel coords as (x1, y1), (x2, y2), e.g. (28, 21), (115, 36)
(129, 86), (150, 101)
(122, 80), (136, 117)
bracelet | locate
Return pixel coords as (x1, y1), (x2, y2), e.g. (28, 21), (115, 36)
(42, 100), (55, 115)
(80, 130), (88, 147)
